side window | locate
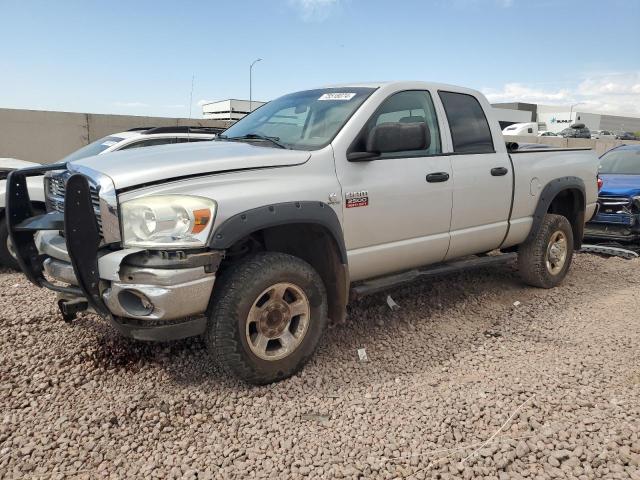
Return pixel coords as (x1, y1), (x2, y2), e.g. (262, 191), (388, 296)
(119, 137), (178, 150)
(438, 91), (495, 154)
(354, 90), (441, 158)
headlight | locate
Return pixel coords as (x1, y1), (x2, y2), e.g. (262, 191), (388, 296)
(632, 196), (640, 211)
(121, 195), (216, 249)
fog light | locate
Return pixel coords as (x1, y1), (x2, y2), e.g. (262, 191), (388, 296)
(118, 289), (154, 316)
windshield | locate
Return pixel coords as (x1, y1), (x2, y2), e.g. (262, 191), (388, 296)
(599, 148), (640, 175)
(221, 87), (375, 150)
(62, 135), (124, 162)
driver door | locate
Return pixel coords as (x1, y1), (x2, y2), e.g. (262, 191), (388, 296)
(335, 90), (453, 281)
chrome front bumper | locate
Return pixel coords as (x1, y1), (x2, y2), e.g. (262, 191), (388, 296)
(37, 231), (217, 323)
(102, 266), (215, 321)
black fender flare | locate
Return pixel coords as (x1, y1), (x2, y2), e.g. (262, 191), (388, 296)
(527, 176), (586, 244)
(209, 201), (347, 265)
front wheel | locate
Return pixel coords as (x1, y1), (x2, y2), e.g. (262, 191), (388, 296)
(205, 252), (328, 385)
(518, 213), (574, 288)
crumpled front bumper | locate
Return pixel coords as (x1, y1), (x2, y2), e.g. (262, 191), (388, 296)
(37, 230), (217, 317)
(6, 165), (221, 341)
(38, 231), (218, 340)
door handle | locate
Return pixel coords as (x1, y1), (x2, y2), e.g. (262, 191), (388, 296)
(491, 167), (508, 176)
(426, 172), (450, 183)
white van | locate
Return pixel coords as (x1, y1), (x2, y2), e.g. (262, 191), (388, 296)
(502, 122), (538, 137)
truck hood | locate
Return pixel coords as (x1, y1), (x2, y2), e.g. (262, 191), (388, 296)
(69, 141), (311, 190)
(0, 158), (41, 170)
(599, 174), (640, 198)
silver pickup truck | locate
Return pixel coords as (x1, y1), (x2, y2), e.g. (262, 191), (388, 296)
(7, 82), (599, 384)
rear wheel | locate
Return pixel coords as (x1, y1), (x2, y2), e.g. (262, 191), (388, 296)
(205, 252), (328, 385)
(518, 213), (574, 288)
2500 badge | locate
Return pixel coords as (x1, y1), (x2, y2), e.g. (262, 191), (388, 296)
(345, 190), (369, 208)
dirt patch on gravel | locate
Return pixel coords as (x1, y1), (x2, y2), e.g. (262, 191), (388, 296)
(1, 253), (639, 479)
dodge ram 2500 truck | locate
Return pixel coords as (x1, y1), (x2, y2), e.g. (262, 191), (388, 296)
(7, 82), (599, 384)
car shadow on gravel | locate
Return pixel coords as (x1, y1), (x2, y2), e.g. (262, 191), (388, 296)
(74, 262), (531, 387)
(316, 264), (524, 361)
(74, 317), (231, 386)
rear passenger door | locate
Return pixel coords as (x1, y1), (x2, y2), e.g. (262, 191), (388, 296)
(438, 91), (513, 259)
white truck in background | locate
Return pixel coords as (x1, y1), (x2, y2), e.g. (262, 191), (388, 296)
(502, 122), (538, 137)
(7, 81), (599, 384)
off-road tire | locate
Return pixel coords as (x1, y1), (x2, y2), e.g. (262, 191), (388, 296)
(205, 252), (328, 385)
(518, 213), (574, 288)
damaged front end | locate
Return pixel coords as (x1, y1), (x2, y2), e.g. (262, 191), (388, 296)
(6, 163), (221, 341)
(584, 195), (640, 243)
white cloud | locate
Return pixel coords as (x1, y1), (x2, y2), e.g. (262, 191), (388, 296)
(289, 0), (340, 22)
(114, 101), (149, 108)
(484, 83), (572, 104)
(483, 72), (640, 116)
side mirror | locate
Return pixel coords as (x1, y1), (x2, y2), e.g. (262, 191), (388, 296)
(347, 122), (430, 162)
(346, 151), (378, 162)
(368, 122), (429, 154)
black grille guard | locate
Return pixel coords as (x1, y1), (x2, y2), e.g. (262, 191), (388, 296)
(6, 164), (110, 316)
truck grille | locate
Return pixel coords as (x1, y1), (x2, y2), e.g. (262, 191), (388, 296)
(45, 172), (103, 235)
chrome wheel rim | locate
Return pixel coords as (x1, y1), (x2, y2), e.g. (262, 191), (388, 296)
(6, 236), (17, 260)
(546, 230), (567, 275)
(245, 282), (310, 361)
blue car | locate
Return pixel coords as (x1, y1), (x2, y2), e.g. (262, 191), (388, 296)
(585, 144), (640, 243)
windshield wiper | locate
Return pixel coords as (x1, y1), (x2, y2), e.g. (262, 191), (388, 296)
(218, 133), (287, 149)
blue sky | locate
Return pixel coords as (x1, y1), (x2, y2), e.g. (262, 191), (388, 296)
(1, 0), (639, 118)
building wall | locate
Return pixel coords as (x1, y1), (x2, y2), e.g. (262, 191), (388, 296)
(599, 114), (640, 134)
(0, 108), (227, 164)
(493, 102), (538, 122)
(491, 107), (532, 128)
(202, 99), (266, 121)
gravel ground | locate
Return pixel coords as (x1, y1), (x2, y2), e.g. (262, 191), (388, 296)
(1, 253), (639, 479)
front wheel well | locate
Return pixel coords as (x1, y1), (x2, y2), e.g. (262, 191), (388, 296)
(218, 223), (348, 324)
(546, 188), (585, 249)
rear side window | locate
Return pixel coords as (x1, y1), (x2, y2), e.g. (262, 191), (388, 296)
(439, 91), (494, 154)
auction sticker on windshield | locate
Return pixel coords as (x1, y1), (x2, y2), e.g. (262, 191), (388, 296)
(318, 93), (356, 101)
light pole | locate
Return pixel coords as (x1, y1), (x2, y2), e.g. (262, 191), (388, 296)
(249, 58), (262, 114)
